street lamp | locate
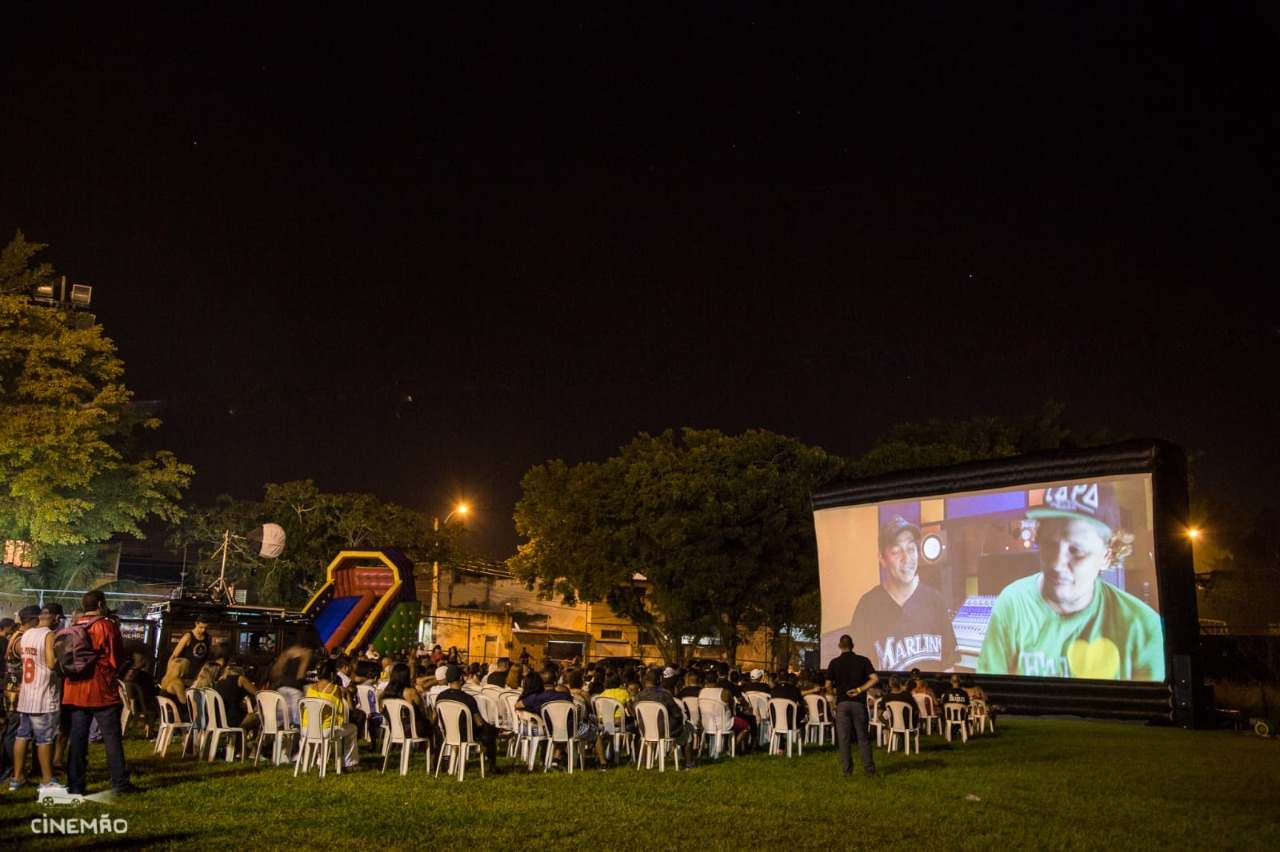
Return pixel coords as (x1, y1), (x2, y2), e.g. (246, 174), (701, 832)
(433, 503), (468, 532)
(429, 504), (469, 645)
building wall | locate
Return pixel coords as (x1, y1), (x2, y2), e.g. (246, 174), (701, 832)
(423, 566), (796, 671)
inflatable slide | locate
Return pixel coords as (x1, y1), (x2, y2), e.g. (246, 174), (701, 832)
(301, 547), (420, 657)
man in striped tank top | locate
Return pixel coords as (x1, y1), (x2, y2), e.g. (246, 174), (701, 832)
(10, 604), (64, 795)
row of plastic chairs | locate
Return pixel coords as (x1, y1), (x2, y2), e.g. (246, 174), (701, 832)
(867, 695), (994, 753)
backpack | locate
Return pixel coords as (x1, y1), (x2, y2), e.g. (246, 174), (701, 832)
(53, 617), (105, 680)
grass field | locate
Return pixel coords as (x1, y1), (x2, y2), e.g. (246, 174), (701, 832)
(2, 718), (1277, 850)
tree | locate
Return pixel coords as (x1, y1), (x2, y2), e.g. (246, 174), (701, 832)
(845, 401), (1092, 479)
(509, 428), (842, 664)
(169, 480), (465, 608)
(0, 231), (192, 556)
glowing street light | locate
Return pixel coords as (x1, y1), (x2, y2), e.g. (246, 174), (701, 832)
(434, 504), (468, 531)
(429, 503), (469, 643)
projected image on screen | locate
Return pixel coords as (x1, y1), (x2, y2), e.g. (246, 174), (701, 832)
(816, 474), (1164, 682)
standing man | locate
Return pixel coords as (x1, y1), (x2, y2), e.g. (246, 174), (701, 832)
(11, 603), (64, 794)
(2, 606), (40, 784)
(168, 615), (212, 684)
(850, 515), (959, 672)
(63, 590), (139, 798)
(825, 634), (878, 778)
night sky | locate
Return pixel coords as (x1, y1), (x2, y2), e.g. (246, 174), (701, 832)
(3, 5), (1277, 556)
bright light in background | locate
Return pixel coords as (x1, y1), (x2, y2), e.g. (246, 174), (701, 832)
(1188, 527), (1201, 540)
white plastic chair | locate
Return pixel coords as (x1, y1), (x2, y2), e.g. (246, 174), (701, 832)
(885, 699), (920, 754)
(943, 701), (969, 743)
(767, 697), (804, 757)
(633, 700), (681, 772)
(867, 696), (886, 747)
(380, 697), (431, 775)
(744, 691), (770, 748)
(679, 696), (702, 752)
(182, 689), (207, 757)
(697, 698), (736, 759)
(913, 693), (940, 736)
(202, 688), (248, 763)
(254, 689), (297, 766)
(355, 683), (382, 745)
(592, 695), (632, 766)
(540, 700), (585, 773)
(500, 692), (522, 757)
(514, 708), (548, 769)
(435, 700), (486, 781)
(804, 694), (835, 746)
(154, 695), (190, 757)
(969, 699), (993, 734)
(295, 696), (344, 777)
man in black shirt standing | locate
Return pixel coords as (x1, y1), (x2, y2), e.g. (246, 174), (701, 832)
(824, 634), (879, 778)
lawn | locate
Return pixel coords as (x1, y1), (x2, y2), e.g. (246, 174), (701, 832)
(2, 718), (1277, 850)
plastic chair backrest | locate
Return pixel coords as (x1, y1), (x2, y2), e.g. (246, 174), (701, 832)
(356, 683), (378, 716)
(541, 700), (578, 743)
(381, 696), (420, 741)
(679, 697), (700, 730)
(769, 698), (798, 733)
(204, 688), (231, 728)
(593, 696), (625, 735)
(437, 700), (475, 746)
(886, 699), (916, 731)
(912, 693), (935, 718)
(698, 698), (729, 734)
(157, 695), (182, 726)
(744, 691), (769, 722)
(257, 690), (290, 734)
(299, 696), (339, 738)
(804, 693), (829, 723)
(634, 700), (670, 741)
(473, 693), (498, 728)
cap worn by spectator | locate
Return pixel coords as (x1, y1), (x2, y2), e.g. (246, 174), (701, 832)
(749, 668), (765, 681)
(445, 665), (464, 684)
(662, 667), (677, 679)
(42, 602), (65, 618)
(19, 604), (43, 622)
(435, 665), (449, 682)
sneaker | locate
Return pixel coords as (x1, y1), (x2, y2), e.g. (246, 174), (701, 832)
(38, 779), (67, 793)
(8, 778), (25, 792)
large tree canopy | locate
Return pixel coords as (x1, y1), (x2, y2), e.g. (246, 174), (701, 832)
(509, 428), (842, 664)
(0, 231), (191, 552)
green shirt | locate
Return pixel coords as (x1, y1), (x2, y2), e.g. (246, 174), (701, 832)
(977, 575), (1165, 681)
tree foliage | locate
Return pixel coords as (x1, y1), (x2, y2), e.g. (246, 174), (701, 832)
(510, 429), (842, 664)
(0, 231), (192, 553)
(846, 401), (1094, 479)
(168, 480), (468, 608)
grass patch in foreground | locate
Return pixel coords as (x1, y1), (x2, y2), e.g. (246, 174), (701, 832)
(1, 718), (1277, 850)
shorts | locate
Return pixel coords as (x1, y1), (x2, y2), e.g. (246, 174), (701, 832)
(16, 711), (59, 746)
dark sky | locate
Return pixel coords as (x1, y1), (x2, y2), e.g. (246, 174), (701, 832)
(3, 5), (1277, 556)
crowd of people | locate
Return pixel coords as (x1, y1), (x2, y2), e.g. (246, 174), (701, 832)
(2, 604), (998, 795)
(1, 591), (144, 800)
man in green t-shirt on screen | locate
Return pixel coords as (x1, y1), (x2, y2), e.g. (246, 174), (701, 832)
(978, 482), (1165, 681)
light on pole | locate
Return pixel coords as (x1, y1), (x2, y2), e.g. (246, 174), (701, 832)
(429, 504), (469, 644)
